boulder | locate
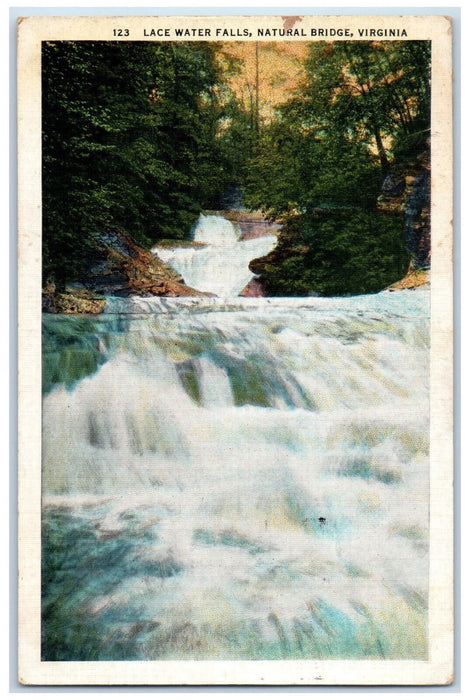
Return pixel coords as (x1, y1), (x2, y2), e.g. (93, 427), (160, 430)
(43, 228), (210, 313)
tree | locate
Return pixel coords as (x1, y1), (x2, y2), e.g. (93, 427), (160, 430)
(244, 41), (431, 296)
(42, 41), (234, 286)
(300, 41), (431, 173)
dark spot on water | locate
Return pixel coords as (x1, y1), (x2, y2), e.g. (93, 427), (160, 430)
(88, 412), (100, 447)
(284, 489), (350, 539)
(175, 360), (201, 404)
(128, 621), (161, 637)
(96, 529), (122, 541)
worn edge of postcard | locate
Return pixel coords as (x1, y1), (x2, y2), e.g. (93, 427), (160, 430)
(17, 14), (454, 686)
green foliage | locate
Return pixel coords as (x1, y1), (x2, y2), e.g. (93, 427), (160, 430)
(258, 211), (409, 297)
(300, 41), (431, 170)
(42, 40), (431, 296)
(244, 41), (430, 296)
(42, 41), (234, 286)
(244, 122), (382, 218)
(215, 95), (256, 193)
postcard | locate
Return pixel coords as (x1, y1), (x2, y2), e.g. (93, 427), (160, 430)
(17, 13), (453, 685)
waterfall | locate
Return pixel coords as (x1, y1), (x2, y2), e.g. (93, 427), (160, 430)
(42, 289), (429, 661)
(152, 214), (276, 297)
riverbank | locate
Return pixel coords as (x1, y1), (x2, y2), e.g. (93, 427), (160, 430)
(387, 267), (429, 291)
(42, 228), (211, 314)
(42, 207), (428, 314)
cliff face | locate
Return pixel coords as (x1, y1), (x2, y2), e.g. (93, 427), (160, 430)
(42, 228), (210, 313)
(379, 151), (430, 290)
(379, 153), (430, 264)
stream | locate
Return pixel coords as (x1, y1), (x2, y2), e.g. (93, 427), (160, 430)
(42, 215), (429, 661)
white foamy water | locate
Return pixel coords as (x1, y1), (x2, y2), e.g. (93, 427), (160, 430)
(42, 290), (429, 660)
(152, 214), (276, 297)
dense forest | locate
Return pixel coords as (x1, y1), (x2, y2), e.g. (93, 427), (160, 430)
(42, 40), (431, 296)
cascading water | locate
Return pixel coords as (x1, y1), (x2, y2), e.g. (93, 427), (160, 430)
(42, 282), (429, 661)
(152, 214), (277, 297)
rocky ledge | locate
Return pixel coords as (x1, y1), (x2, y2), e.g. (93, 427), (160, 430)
(43, 228), (210, 313)
(387, 266), (429, 291)
(378, 149), (430, 272)
(208, 209), (280, 241)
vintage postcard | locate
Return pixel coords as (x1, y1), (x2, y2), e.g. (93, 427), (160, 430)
(17, 14), (453, 685)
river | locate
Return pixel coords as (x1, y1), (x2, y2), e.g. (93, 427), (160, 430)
(42, 215), (429, 661)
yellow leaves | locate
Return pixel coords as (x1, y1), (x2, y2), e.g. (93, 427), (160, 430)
(216, 42), (309, 120)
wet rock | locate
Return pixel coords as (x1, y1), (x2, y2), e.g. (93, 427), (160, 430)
(239, 278), (266, 297)
(43, 228), (210, 313)
(42, 283), (106, 314)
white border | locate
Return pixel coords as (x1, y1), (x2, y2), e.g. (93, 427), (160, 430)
(17, 13), (454, 686)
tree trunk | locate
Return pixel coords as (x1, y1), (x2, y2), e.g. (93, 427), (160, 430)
(255, 42), (260, 135)
(373, 124), (389, 174)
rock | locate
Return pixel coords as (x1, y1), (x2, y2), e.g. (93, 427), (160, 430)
(380, 148), (431, 272)
(237, 218), (280, 240)
(206, 209), (280, 240)
(239, 278), (265, 297)
(43, 228), (210, 313)
(387, 266), (429, 291)
(42, 285), (106, 314)
(381, 172), (406, 198)
(404, 170), (430, 270)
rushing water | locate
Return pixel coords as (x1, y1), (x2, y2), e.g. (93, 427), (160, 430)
(152, 214), (277, 297)
(42, 218), (429, 661)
